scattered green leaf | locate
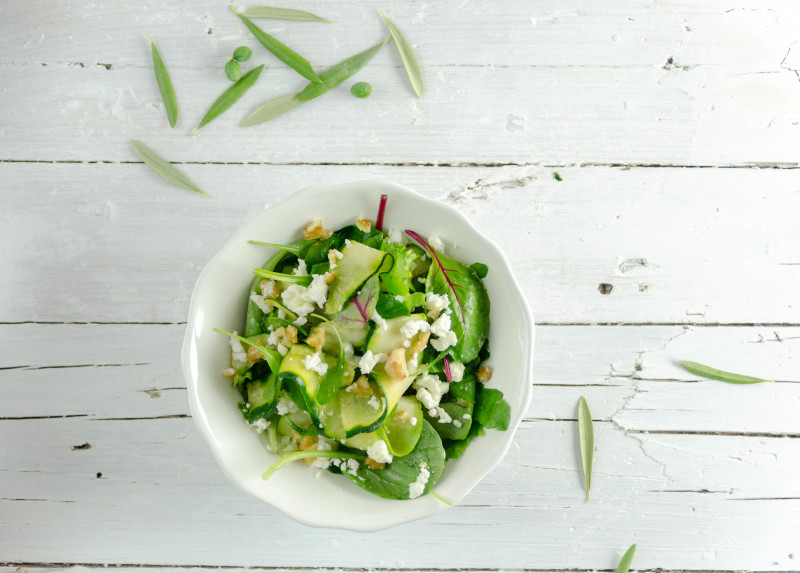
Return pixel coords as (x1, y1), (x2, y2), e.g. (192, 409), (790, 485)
(129, 140), (208, 197)
(351, 81), (373, 98)
(233, 45), (253, 62)
(242, 6), (332, 23)
(553, 171), (563, 181)
(381, 10), (423, 98)
(192, 64), (265, 135)
(240, 93), (304, 127)
(578, 396), (594, 502)
(615, 544), (637, 573)
(235, 10), (321, 83)
(225, 59), (242, 81)
(148, 36), (178, 128)
(679, 361), (773, 384)
(470, 262), (489, 279)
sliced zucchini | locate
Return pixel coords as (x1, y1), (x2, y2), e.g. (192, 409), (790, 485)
(373, 367), (417, 414)
(324, 241), (392, 314)
(318, 378), (389, 440)
(244, 373), (279, 423)
(366, 314), (429, 373)
(276, 344), (335, 422)
(378, 396), (424, 457)
(277, 409), (317, 436)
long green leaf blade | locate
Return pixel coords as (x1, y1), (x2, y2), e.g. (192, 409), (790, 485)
(242, 6), (331, 23)
(149, 36), (178, 127)
(297, 36), (390, 101)
(235, 11), (321, 83)
(380, 11), (423, 98)
(192, 64), (265, 134)
(213, 328), (281, 372)
(577, 396), (593, 502)
(615, 544), (637, 573)
(129, 140), (208, 197)
(240, 93), (304, 127)
(679, 361), (773, 384)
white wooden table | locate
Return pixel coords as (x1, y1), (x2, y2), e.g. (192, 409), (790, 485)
(2, 0), (799, 571)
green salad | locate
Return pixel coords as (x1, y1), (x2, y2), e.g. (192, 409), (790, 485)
(216, 196), (510, 501)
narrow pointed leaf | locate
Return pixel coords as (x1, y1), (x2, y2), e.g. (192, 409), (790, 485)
(577, 396), (593, 502)
(680, 361), (773, 384)
(297, 36), (390, 101)
(381, 11), (423, 97)
(149, 36), (178, 127)
(130, 140), (208, 197)
(235, 12), (321, 83)
(193, 64), (264, 134)
(240, 93), (304, 127)
(242, 6), (332, 23)
(615, 544), (637, 573)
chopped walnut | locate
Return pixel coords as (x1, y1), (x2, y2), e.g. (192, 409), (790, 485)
(283, 325), (298, 346)
(355, 217), (372, 233)
(303, 219), (332, 240)
(396, 410), (409, 421)
(410, 331), (430, 355)
(365, 457), (385, 470)
(221, 367), (235, 378)
(323, 271), (336, 284)
(327, 248), (343, 268)
(476, 366), (493, 382)
(427, 307), (442, 320)
(299, 435), (316, 451)
(246, 342), (263, 362)
(346, 375), (373, 397)
(385, 348), (409, 381)
(306, 328), (326, 353)
(260, 279), (280, 299)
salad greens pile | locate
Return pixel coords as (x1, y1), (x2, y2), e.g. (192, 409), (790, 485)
(215, 196), (510, 500)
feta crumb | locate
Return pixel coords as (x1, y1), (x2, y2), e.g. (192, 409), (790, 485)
(302, 352), (329, 376)
(370, 309), (388, 332)
(310, 457), (332, 470)
(295, 316), (308, 326)
(229, 332), (247, 363)
(249, 292), (273, 314)
(428, 234), (444, 251)
(463, 413), (471, 420)
(453, 419), (463, 429)
(400, 319), (430, 339)
(306, 274), (329, 308)
(293, 260), (308, 276)
(281, 284), (315, 316)
(410, 417), (418, 426)
(344, 239), (352, 247)
(367, 395), (381, 410)
(413, 373), (450, 409)
(366, 439), (393, 464)
(276, 395), (298, 416)
(408, 464), (431, 499)
(394, 295), (405, 302)
(346, 458), (360, 477)
(402, 340), (411, 348)
(431, 331), (457, 351)
(327, 248), (344, 269)
(266, 330), (279, 347)
(387, 228), (403, 243)
(358, 350), (387, 374)
(429, 406), (452, 424)
(276, 343), (288, 356)
(406, 353), (419, 373)
(430, 313), (452, 338)
(449, 361), (465, 382)
(342, 342), (354, 357)
(426, 291), (451, 315)
(277, 309), (287, 319)
(251, 418), (270, 433)
(316, 436), (334, 451)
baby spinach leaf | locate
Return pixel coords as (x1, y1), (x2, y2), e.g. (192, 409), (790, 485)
(474, 384), (510, 431)
(375, 293), (409, 319)
(469, 262), (489, 279)
(347, 419), (445, 500)
(405, 230), (490, 363)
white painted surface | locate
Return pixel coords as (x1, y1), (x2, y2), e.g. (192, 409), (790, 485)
(1, 0), (799, 571)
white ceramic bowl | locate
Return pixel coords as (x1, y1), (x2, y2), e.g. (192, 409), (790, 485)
(181, 179), (534, 531)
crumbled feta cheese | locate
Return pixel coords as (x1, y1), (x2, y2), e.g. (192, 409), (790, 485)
(327, 248), (344, 269)
(249, 292), (273, 314)
(251, 418), (270, 433)
(310, 457), (332, 470)
(400, 319), (430, 339)
(388, 228), (403, 243)
(281, 284), (315, 316)
(367, 395), (381, 410)
(408, 464), (431, 499)
(260, 280), (277, 297)
(429, 406), (452, 424)
(279, 434), (298, 451)
(346, 458), (360, 477)
(295, 316), (307, 326)
(302, 352), (329, 376)
(452, 419), (463, 429)
(410, 417), (418, 426)
(316, 436), (334, 451)
(277, 309), (287, 319)
(406, 353), (419, 373)
(293, 260), (308, 276)
(463, 413), (471, 420)
(428, 234), (444, 251)
(276, 395), (298, 415)
(342, 342), (354, 357)
(358, 350), (387, 374)
(306, 274), (329, 308)
(394, 295), (405, 303)
(426, 291), (451, 315)
(370, 309), (388, 331)
(431, 331), (458, 351)
(276, 343), (288, 356)
(402, 340), (411, 348)
(413, 373), (450, 409)
(367, 439), (393, 464)
(266, 330), (279, 347)
(449, 361), (465, 382)
(229, 332), (247, 363)
(430, 313), (452, 337)
(344, 239), (352, 247)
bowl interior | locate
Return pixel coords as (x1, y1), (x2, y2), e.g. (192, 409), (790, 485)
(182, 179), (534, 531)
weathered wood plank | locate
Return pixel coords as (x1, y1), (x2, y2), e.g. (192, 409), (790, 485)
(2, 163), (799, 324)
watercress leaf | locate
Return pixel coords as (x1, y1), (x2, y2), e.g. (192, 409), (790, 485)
(474, 385), (510, 431)
(130, 140), (208, 197)
(149, 37), (178, 128)
(241, 6), (332, 23)
(679, 360), (773, 384)
(192, 64), (265, 134)
(578, 396), (594, 502)
(469, 262), (489, 279)
(235, 12), (321, 83)
(405, 230), (490, 363)
(615, 544), (637, 573)
(380, 10), (423, 98)
(347, 419), (445, 499)
(297, 37), (390, 101)
(375, 293), (409, 319)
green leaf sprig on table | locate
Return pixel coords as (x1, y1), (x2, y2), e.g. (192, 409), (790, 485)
(578, 396), (594, 502)
(615, 544), (637, 573)
(148, 37), (178, 128)
(192, 64), (265, 135)
(129, 140), (207, 197)
(381, 10), (423, 97)
(241, 6), (332, 23)
(679, 361), (774, 384)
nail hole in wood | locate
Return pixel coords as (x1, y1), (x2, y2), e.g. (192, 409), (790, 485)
(72, 443), (91, 451)
(598, 283), (613, 295)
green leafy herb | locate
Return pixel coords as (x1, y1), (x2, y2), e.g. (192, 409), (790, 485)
(474, 384), (509, 431)
(234, 11), (321, 83)
(248, 239), (312, 255)
(262, 450), (365, 480)
(213, 328), (282, 372)
(225, 59), (242, 81)
(351, 81), (373, 98)
(129, 140), (208, 197)
(679, 361), (773, 384)
(148, 36), (178, 128)
(241, 6), (332, 23)
(240, 93), (305, 127)
(578, 396), (594, 502)
(553, 171), (563, 181)
(233, 46), (253, 62)
(470, 262), (489, 279)
(297, 36), (390, 101)
(381, 10), (423, 98)
(253, 267), (312, 286)
(615, 544), (637, 573)
(192, 64), (265, 135)
(405, 230), (490, 363)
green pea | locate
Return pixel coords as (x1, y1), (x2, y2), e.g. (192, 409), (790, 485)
(233, 46), (253, 62)
(350, 81), (372, 98)
(225, 59), (242, 82)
